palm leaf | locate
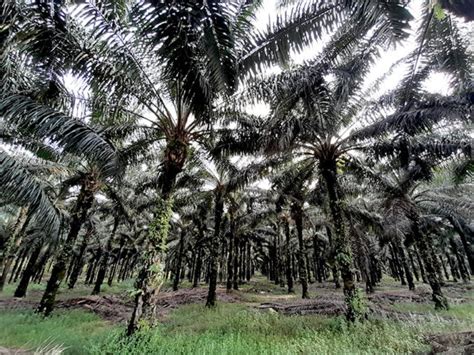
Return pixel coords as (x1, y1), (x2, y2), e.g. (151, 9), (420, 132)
(0, 94), (121, 176)
(0, 149), (61, 233)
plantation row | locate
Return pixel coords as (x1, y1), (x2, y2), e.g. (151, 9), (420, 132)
(0, 0), (472, 338)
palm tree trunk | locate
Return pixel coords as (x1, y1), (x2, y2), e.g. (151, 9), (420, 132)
(232, 238), (239, 290)
(127, 258), (154, 336)
(172, 230), (186, 291)
(14, 242), (43, 298)
(108, 235), (125, 286)
(33, 249), (50, 283)
(325, 226), (341, 289)
(291, 202), (309, 299)
(306, 254), (313, 283)
(93, 219), (119, 295)
(414, 244), (428, 283)
(206, 191), (223, 307)
(408, 249), (420, 281)
(226, 230), (234, 291)
(1, 257), (15, 290)
(11, 249), (28, 283)
(118, 251), (130, 282)
(127, 139), (187, 335)
(68, 231), (90, 289)
(127, 198), (172, 335)
(450, 238), (470, 282)
(320, 160), (361, 321)
(0, 207), (30, 292)
(440, 255), (450, 281)
(284, 220), (294, 293)
(432, 250), (445, 286)
(313, 234), (322, 283)
(92, 238), (112, 295)
(446, 253), (459, 281)
(398, 245), (415, 291)
(85, 252), (100, 285)
(218, 239), (226, 283)
(246, 242), (252, 282)
(274, 225), (281, 285)
(390, 244), (405, 285)
(193, 246), (203, 288)
(448, 217), (474, 274)
(413, 223), (448, 310)
(37, 176), (96, 316)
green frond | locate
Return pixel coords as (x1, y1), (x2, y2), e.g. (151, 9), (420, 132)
(370, 136), (472, 163)
(0, 127), (61, 162)
(350, 94), (472, 140)
(0, 150), (61, 233)
(202, 0), (238, 93)
(452, 158), (474, 184)
(225, 156), (284, 193)
(0, 94), (121, 176)
(385, 4), (471, 107)
(345, 158), (401, 196)
(133, 0), (235, 117)
(238, 0), (344, 75)
(438, 0), (474, 21)
(239, 0), (412, 75)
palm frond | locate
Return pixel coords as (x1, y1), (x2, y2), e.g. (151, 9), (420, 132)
(0, 150), (61, 233)
(452, 158), (474, 184)
(350, 94), (472, 140)
(0, 94), (121, 176)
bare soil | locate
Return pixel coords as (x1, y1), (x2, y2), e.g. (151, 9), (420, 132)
(257, 294), (441, 321)
(427, 331), (474, 354)
(0, 287), (240, 323)
(255, 282), (471, 321)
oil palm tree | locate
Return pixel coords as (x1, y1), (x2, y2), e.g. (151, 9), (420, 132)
(271, 161), (316, 298)
(348, 151), (472, 310)
(3, 0), (416, 328)
(216, 0), (471, 318)
(190, 151), (279, 306)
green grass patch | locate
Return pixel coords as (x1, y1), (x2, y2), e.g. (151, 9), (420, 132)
(0, 282), (46, 298)
(91, 302), (472, 355)
(0, 309), (115, 354)
(2, 277), (473, 354)
(93, 278), (135, 296)
(1, 299), (472, 354)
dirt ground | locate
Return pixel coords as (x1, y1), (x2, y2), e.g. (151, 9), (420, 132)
(426, 331), (474, 354)
(0, 287), (241, 323)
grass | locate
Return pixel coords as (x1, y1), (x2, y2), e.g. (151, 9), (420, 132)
(237, 276), (300, 303)
(0, 282), (46, 299)
(91, 302), (473, 355)
(0, 310), (115, 355)
(0, 279), (134, 354)
(0, 277), (473, 354)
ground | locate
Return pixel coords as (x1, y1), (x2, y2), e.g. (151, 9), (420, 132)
(0, 277), (472, 354)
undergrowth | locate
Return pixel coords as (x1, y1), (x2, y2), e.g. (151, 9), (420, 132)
(0, 310), (114, 355)
(90, 303), (471, 355)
